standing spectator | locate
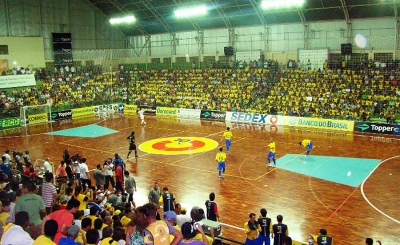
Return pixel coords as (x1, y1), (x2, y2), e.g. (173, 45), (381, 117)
(66, 160), (75, 186)
(94, 164), (105, 189)
(15, 180), (46, 237)
(44, 157), (53, 173)
(33, 219), (58, 245)
(42, 173), (58, 214)
(148, 181), (161, 206)
(56, 160), (68, 177)
(3, 150), (11, 162)
(41, 199), (80, 244)
(258, 208), (272, 245)
(104, 158), (115, 190)
(244, 213), (259, 245)
(23, 150), (30, 165)
(58, 225), (81, 245)
(205, 192), (220, 222)
(138, 203), (182, 245)
(115, 164), (123, 192)
(63, 148), (70, 164)
(159, 187), (175, 212)
(176, 206), (192, 228)
(113, 154), (125, 174)
(1, 156), (11, 179)
(79, 158), (90, 191)
(124, 171), (136, 208)
(272, 215), (288, 245)
(100, 226), (114, 244)
(13, 151), (24, 173)
(0, 211), (35, 245)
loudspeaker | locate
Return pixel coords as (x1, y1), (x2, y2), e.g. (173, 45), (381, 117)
(341, 43), (352, 55)
(224, 46), (234, 56)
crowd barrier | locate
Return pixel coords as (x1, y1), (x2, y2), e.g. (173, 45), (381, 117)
(2, 105), (400, 138)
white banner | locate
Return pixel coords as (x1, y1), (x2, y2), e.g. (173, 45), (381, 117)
(0, 74), (36, 88)
(178, 108), (201, 119)
(225, 112), (283, 125)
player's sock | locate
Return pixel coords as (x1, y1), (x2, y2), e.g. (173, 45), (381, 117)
(273, 159), (276, 166)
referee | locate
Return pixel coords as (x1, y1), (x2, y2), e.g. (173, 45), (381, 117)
(127, 131), (138, 159)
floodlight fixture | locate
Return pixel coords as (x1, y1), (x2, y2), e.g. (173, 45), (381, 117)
(261, 0), (304, 9)
(109, 15), (136, 24)
(175, 5), (207, 18)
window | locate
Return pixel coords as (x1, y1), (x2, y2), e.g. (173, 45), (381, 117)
(163, 57), (171, 64)
(0, 45), (8, 55)
(374, 53), (393, 63)
(151, 58), (160, 64)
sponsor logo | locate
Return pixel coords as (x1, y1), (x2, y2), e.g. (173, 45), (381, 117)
(200, 110), (226, 120)
(356, 123), (369, 131)
(230, 112), (268, 124)
(28, 113), (48, 124)
(51, 110), (72, 120)
(270, 115), (278, 124)
(371, 136), (398, 143)
(354, 122), (395, 135)
(296, 119), (349, 129)
(0, 117), (20, 129)
(202, 111), (211, 118)
(156, 107), (177, 116)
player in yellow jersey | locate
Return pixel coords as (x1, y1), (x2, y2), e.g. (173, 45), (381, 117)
(299, 139), (313, 157)
(215, 147), (227, 178)
(267, 139), (276, 167)
(221, 127), (233, 154)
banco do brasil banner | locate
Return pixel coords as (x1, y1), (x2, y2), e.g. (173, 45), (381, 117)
(285, 116), (354, 132)
(0, 117), (20, 129)
(156, 107), (178, 117)
(354, 122), (399, 135)
(200, 110), (226, 120)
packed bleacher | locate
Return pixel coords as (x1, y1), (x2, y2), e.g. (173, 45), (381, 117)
(1, 60), (399, 122)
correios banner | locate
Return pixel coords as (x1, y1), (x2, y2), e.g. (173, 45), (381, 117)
(0, 74), (36, 89)
(284, 116), (354, 132)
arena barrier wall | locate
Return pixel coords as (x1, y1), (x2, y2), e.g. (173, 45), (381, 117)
(177, 109), (201, 119)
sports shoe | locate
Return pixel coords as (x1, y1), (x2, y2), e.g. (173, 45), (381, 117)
(135, 155), (139, 158)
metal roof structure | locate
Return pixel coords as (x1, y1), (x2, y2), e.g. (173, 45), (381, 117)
(88, 0), (400, 36)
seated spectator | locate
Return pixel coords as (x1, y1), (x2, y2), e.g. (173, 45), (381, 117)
(0, 211), (35, 245)
(179, 222), (208, 245)
(33, 219), (58, 245)
(176, 206), (192, 228)
(75, 217), (92, 245)
(86, 228), (100, 245)
(59, 225), (81, 245)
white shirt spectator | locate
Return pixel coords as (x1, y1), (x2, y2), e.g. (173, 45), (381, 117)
(44, 159), (52, 173)
(80, 162), (89, 179)
(2, 153), (11, 162)
(176, 213), (192, 228)
(0, 223), (34, 245)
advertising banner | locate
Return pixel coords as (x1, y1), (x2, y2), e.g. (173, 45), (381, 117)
(226, 112), (283, 125)
(124, 104), (137, 114)
(139, 105), (156, 115)
(0, 117), (20, 129)
(178, 109), (201, 119)
(50, 110), (72, 121)
(28, 113), (47, 124)
(0, 74), (36, 89)
(354, 122), (397, 135)
(284, 116), (354, 132)
(52, 32), (73, 68)
(0, 127), (22, 136)
(72, 107), (94, 118)
(156, 107), (178, 117)
(200, 110), (226, 120)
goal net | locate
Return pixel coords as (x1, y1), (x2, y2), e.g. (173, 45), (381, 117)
(20, 104), (52, 126)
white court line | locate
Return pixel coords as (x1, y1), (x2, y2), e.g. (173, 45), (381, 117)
(220, 222), (244, 231)
(360, 155), (400, 224)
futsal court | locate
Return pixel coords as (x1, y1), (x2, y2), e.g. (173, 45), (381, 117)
(0, 113), (399, 244)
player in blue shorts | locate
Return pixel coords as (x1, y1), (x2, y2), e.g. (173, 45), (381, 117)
(267, 139), (276, 167)
(299, 139), (313, 157)
(215, 147), (227, 178)
(221, 127), (233, 154)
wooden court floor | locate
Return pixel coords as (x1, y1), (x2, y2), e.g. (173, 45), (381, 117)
(0, 114), (399, 244)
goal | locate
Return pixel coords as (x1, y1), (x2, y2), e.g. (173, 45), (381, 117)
(20, 104), (52, 126)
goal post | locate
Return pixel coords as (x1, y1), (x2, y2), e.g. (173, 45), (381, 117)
(20, 104), (52, 126)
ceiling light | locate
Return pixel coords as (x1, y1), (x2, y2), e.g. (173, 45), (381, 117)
(109, 16), (136, 25)
(175, 5), (207, 18)
(261, 0), (304, 9)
